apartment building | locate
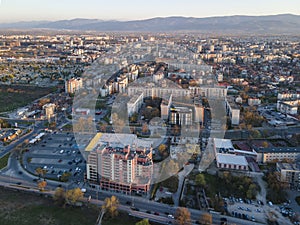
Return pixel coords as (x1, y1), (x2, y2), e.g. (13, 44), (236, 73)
(127, 92), (144, 117)
(225, 97), (240, 125)
(277, 162), (300, 189)
(65, 77), (83, 94)
(85, 133), (153, 195)
(254, 147), (300, 163)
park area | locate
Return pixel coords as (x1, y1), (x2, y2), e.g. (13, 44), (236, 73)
(0, 187), (98, 225)
(0, 187), (148, 225)
(0, 85), (55, 113)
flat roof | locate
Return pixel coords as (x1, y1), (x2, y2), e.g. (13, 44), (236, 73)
(216, 153), (248, 166)
(85, 132), (153, 152)
(214, 138), (234, 149)
(254, 147), (300, 153)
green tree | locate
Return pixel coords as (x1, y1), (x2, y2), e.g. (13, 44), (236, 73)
(174, 207), (191, 225)
(195, 174), (206, 187)
(136, 218), (151, 225)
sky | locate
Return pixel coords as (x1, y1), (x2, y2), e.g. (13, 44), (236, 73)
(0, 0), (299, 23)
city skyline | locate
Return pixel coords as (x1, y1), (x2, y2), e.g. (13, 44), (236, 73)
(0, 0), (299, 23)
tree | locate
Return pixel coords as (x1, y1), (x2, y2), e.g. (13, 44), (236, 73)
(262, 141), (269, 148)
(53, 187), (66, 206)
(35, 167), (47, 178)
(65, 188), (84, 205)
(37, 180), (47, 191)
(171, 125), (181, 136)
(199, 213), (212, 225)
(158, 144), (167, 155)
(195, 174), (206, 187)
(130, 112), (138, 123)
(99, 123), (107, 132)
(174, 207), (191, 225)
(96, 195), (119, 225)
(142, 123), (149, 134)
(60, 172), (71, 182)
(136, 219), (151, 225)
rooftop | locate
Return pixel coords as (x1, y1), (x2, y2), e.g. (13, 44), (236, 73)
(254, 146), (300, 153)
(216, 153), (248, 166)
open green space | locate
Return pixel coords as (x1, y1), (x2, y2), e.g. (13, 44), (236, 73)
(198, 172), (260, 199)
(183, 172), (260, 210)
(103, 212), (145, 225)
(0, 187), (98, 225)
(0, 153), (10, 169)
(0, 85), (55, 112)
(0, 187), (157, 225)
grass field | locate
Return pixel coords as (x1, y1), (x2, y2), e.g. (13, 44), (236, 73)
(0, 85), (55, 112)
(0, 187), (152, 225)
(0, 153), (10, 169)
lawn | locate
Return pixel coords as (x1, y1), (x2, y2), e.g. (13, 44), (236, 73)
(0, 153), (10, 169)
(0, 187), (98, 225)
(0, 187), (153, 225)
(0, 85), (55, 112)
(103, 212), (141, 225)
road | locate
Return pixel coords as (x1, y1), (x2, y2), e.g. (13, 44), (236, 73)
(85, 186), (260, 225)
(0, 120), (45, 158)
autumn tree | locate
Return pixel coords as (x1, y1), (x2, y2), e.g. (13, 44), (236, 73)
(199, 213), (212, 225)
(99, 123), (107, 132)
(130, 112), (138, 123)
(96, 195), (119, 225)
(35, 167), (47, 178)
(158, 144), (168, 156)
(53, 187), (66, 206)
(65, 188), (84, 205)
(262, 141), (269, 148)
(37, 180), (47, 191)
(171, 125), (181, 136)
(174, 207), (191, 225)
(265, 172), (288, 203)
(60, 172), (71, 182)
(136, 218), (151, 225)
(142, 123), (149, 134)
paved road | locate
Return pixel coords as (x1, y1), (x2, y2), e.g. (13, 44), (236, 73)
(173, 164), (194, 206)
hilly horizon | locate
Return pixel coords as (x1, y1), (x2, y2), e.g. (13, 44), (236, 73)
(0, 14), (300, 34)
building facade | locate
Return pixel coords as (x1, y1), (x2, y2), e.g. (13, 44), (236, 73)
(254, 147), (300, 163)
(86, 133), (153, 195)
(65, 77), (83, 94)
(277, 162), (300, 189)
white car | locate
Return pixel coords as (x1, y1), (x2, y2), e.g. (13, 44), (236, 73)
(168, 214), (174, 219)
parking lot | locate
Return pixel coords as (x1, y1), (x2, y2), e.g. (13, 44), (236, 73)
(23, 131), (87, 183)
(226, 198), (265, 223)
(226, 197), (294, 225)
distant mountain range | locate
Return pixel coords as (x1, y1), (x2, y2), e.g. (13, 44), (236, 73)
(1, 14), (300, 34)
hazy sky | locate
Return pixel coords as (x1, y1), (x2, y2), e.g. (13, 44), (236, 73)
(0, 0), (299, 22)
